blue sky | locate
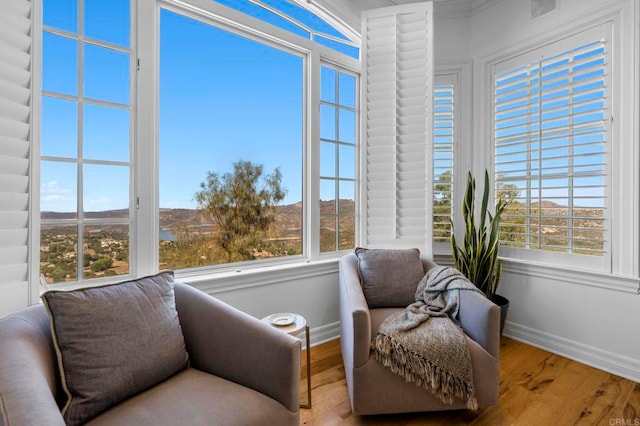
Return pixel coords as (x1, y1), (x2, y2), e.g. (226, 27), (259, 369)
(40, 0), (357, 213)
(159, 8), (303, 208)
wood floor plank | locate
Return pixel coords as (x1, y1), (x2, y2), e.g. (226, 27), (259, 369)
(300, 337), (640, 426)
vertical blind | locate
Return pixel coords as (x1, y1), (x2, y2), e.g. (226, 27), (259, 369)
(0, 0), (32, 305)
(433, 83), (454, 243)
(362, 2), (433, 248)
(494, 32), (609, 256)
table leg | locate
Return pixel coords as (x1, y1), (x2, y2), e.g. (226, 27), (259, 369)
(300, 325), (312, 409)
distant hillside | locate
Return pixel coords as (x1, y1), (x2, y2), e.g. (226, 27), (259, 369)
(42, 199), (356, 235)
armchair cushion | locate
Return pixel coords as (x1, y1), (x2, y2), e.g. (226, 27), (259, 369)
(41, 271), (189, 426)
(355, 247), (425, 308)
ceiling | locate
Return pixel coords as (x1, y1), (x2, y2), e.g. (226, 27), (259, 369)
(312, 0), (495, 34)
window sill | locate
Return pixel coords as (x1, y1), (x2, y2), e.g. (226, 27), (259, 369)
(176, 257), (340, 294)
(501, 257), (640, 294)
(432, 253), (639, 294)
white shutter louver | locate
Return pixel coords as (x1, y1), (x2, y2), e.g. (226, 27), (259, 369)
(433, 82), (454, 243)
(362, 2), (433, 250)
(0, 0), (32, 314)
(494, 28), (609, 257)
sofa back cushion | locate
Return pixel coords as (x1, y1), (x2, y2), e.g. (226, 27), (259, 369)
(42, 271), (189, 426)
(355, 248), (425, 308)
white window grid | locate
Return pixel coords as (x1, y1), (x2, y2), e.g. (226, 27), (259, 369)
(40, 3), (134, 284)
(319, 63), (358, 253)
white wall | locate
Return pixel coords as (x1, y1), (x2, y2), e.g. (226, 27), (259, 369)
(0, 283), (30, 317)
(434, 12), (470, 64)
(469, 0), (640, 381)
(179, 261), (341, 346)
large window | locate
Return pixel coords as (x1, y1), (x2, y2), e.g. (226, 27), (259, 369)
(159, 9), (303, 269)
(319, 64), (357, 252)
(40, 0), (132, 283)
(39, 0), (359, 285)
(493, 26), (610, 260)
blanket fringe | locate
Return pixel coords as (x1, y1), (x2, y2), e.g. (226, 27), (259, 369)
(372, 333), (478, 411)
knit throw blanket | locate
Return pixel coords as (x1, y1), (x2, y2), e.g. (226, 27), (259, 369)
(371, 265), (483, 410)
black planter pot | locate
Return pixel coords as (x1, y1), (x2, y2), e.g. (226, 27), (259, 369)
(491, 294), (509, 335)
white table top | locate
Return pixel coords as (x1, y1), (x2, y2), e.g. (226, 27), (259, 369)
(261, 312), (307, 336)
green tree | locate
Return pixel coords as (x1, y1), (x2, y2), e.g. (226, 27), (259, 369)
(433, 170), (453, 242)
(495, 180), (523, 244)
(90, 257), (113, 272)
(194, 160), (286, 263)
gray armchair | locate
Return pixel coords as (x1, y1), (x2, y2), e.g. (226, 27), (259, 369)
(339, 253), (500, 415)
(0, 282), (300, 425)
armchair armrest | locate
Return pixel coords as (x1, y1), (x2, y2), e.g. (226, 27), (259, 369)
(174, 283), (301, 413)
(0, 307), (65, 426)
(339, 254), (371, 369)
(458, 290), (500, 359)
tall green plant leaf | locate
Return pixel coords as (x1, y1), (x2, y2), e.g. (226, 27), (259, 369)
(450, 170), (508, 301)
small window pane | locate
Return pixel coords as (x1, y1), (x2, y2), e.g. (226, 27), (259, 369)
(320, 179), (336, 205)
(83, 164), (129, 217)
(83, 104), (130, 162)
(320, 141), (336, 177)
(339, 181), (355, 209)
(85, 0), (130, 47)
(320, 105), (336, 140)
(321, 67), (336, 103)
(40, 224), (78, 284)
(214, 0), (309, 38)
(338, 109), (355, 143)
(339, 145), (355, 179)
(260, 0), (349, 41)
(42, 33), (77, 95)
(42, 97), (77, 158)
(338, 217), (355, 250)
(43, 0), (78, 33)
(83, 225), (129, 279)
(320, 215), (337, 252)
(84, 43), (130, 104)
(316, 36), (359, 59)
(339, 73), (356, 108)
(41, 161), (77, 217)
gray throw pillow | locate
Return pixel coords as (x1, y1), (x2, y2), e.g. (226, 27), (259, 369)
(355, 247), (425, 308)
(42, 271), (189, 426)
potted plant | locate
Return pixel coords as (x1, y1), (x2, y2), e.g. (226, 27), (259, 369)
(451, 170), (509, 333)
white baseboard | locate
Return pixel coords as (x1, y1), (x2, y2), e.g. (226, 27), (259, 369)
(504, 321), (640, 383)
(305, 321), (340, 348)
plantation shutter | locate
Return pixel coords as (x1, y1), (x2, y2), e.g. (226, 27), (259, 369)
(494, 24), (610, 260)
(433, 79), (455, 243)
(0, 0), (33, 315)
(361, 2), (433, 250)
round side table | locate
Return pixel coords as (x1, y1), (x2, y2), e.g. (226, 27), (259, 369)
(262, 313), (311, 409)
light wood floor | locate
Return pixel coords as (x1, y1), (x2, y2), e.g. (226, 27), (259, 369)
(298, 338), (640, 426)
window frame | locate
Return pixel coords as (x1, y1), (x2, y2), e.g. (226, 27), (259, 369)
(432, 74), (456, 251)
(149, 0), (360, 277)
(50, 0), (361, 285)
(488, 21), (615, 273)
(156, 5), (308, 272)
(433, 64), (471, 256)
(494, 39), (609, 256)
(319, 62), (359, 254)
(38, 0), (136, 286)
